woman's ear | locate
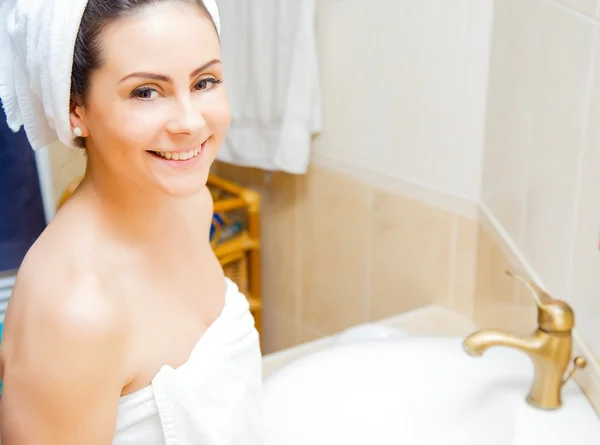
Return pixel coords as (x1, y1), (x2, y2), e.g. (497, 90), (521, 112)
(69, 98), (88, 137)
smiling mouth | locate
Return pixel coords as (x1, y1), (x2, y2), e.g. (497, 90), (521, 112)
(148, 147), (201, 161)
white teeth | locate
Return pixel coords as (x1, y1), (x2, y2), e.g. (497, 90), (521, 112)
(154, 148), (201, 161)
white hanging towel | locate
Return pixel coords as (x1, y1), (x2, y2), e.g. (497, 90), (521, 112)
(216, 0), (322, 175)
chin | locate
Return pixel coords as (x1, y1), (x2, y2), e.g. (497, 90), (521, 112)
(144, 144), (217, 198)
(155, 168), (211, 198)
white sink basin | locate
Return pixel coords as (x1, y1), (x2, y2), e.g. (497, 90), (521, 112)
(263, 336), (600, 445)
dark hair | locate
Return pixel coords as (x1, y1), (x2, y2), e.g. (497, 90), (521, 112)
(70, 0), (217, 148)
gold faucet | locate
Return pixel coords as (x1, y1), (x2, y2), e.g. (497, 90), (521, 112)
(463, 271), (587, 410)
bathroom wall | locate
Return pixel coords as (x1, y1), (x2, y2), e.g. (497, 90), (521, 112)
(312, 0), (492, 204)
(214, 0), (495, 354)
(211, 162), (481, 354)
(478, 0), (600, 362)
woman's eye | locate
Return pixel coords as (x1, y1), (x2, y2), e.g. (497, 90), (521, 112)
(132, 87), (159, 100)
(194, 77), (221, 91)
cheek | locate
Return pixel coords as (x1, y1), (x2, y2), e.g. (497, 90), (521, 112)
(85, 80), (154, 152)
(205, 90), (232, 136)
(213, 103), (232, 136)
(86, 85), (230, 155)
(91, 102), (165, 151)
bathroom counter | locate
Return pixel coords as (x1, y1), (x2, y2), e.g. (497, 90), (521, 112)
(262, 304), (477, 377)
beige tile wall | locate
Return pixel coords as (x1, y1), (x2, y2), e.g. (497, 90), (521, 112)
(369, 189), (454, 320)
(483, 0), (600, 360)
(213, 159), (563, 349)
(215, 158), (565, 353)
(212, 161), (481, 355)
(475, 0), (600, 414)
(213, 159), (600, 410)
(474, 212), (600, 414)
(215, 158), (599, 415)
(313, 0), (493, 202)
(473, 224), (539, 335)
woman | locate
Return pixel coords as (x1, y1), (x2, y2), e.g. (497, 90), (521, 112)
(0, 0), (263, 443)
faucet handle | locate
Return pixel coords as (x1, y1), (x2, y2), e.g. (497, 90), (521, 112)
(562, 357), (588, 387)
(506, 270), (575, 333)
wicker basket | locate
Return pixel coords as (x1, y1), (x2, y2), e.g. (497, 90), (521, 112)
(221, 251), (249, 296)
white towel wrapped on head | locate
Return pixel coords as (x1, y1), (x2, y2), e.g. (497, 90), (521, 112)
(0, 0), (90, 151)
(0, 0), (221, 152)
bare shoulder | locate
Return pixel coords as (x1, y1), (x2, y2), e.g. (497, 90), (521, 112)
(0, 228), (127, 443)
(1, 195), (127, 370)
(3, 246), (126, 369)
(3, 225), (125, 355)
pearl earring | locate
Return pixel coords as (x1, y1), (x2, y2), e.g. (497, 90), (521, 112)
(73, 127), (83, 137)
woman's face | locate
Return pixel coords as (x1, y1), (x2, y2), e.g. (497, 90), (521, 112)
(72, 2), (230, 198)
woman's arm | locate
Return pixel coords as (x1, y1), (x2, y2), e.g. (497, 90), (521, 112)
(0, 270), (127, 445)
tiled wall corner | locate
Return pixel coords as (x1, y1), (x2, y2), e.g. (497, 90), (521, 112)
(474, 219), (600, 414)
(479, 0), (600, 413)
(473, 223), (540, 335)
(571, 15), (600, 362)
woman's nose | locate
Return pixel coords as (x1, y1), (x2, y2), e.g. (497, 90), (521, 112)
(165, 96), (207, 136)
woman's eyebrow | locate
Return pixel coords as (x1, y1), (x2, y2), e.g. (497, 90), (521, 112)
(119, 59), (222, 83)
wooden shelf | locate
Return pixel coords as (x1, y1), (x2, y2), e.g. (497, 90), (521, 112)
(213, 231), (259, 258)
(246, 292), (262, 312)
(208, 174), (262, 338)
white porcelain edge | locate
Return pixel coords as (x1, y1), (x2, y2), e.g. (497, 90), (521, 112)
(262, 305), (477, 378)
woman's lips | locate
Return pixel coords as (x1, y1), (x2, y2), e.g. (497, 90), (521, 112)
(148, 143), (205, 166)
(151, 146), (201, 161)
